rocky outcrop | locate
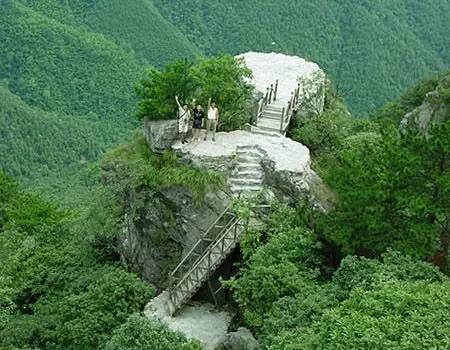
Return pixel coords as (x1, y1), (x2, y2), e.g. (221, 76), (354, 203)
(173, 130), (333, 210)
(237, 52), (327, 116)
(219, 328), (260, 350)
(144, 117), (179, 153)
(401, 90), (449, 136)
(119, 184), (230, 289)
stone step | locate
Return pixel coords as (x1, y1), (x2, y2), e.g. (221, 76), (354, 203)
(231, 185), (263, 193)
(250, 126), (281, 138)
(236, 149), (264, 158)
(257, 119), (282, 130)
(260, 113), (282, 121)
(237, 164), (262, 172)
(236, 156), (261, 165)
(229, 178), (263, 186)
(265, 105), (284, 112)
(231, 170), (263, 179)
(254, 124), (282, 133)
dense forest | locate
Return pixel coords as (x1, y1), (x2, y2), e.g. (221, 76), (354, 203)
(1, 1), (450, 348)
(153, 0), (450, 115)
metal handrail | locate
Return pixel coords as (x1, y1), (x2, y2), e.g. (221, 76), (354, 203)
(279, 84), (301, 135)
(170, 214), (237, 285)
(168, 206), (235, 283)
(173, 217), (241, 291)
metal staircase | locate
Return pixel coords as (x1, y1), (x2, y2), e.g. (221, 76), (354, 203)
(166, 206), (244, 316)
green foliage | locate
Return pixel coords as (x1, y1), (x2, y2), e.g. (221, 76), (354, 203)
(136, 59), (198, 120)
(290, 91), (376, 158)
(18, 0), (200, 66)
(0, 173), (155, 349)
(103, 314), (203, 350)
(373, 74), (441, 126)
(227, 204), (322, 328)
(270, 281), (450, 350)
(136, 55), (253, 130)
(1, 1), (144, 120)
(0, 85), (127, 178)
(153, 0), (450, 116)
(331, 250), (446, 300)
(189, 55), (254, 131)
(103, 134), (225, 203)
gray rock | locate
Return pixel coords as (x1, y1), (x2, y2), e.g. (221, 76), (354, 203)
(221, 328), (260, 350)
(175, 130), (334, 211)
(401, 90), (449, 136)
(144, 117), (179, 153)
(119, 185), (231, 289)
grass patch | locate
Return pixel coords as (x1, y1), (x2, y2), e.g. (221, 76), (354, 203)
(102, 134), (225, 203)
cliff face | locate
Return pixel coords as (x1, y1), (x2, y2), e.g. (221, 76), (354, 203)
(402, 89), (449, 136)
(119, 185), (230, 290)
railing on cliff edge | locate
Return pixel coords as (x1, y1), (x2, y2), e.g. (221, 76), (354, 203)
(280, 83), (301, 135)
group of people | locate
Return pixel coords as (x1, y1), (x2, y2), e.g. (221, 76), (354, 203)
(175, 96), (220, 144)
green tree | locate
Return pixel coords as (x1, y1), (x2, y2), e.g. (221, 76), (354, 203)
(135, 55), (253, 130)
(270, 281), (450, 350)
(103, 314), (203, 350)
(136, 59), (198, 120)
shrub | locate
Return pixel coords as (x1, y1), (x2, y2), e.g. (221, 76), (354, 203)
(103, 314), (203, 350)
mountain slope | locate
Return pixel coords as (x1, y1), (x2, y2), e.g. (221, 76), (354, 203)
(18, 0), (201, 66)
(0, 85), (125, 178)
(1, 1), (145, 120)
(153, 0), (450, 115)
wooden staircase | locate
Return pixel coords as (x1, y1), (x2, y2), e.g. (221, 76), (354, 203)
(167, 206), (244, 316)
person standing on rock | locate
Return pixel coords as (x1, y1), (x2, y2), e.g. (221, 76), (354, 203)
(175, 95), (191, 144)
(192, 101), (205, 141)
(204, 98), (220, 142)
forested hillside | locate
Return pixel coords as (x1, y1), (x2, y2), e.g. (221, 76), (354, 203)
(0, 86), (126, 178)
(18, 0), (200, 66)
(0, 0), (199, 180)
(153, 0), (450, 115)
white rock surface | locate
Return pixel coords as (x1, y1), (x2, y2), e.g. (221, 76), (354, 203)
(174, 129), (311, 173)
(237, 51), (324, 103)
(145, 292), (232, 350)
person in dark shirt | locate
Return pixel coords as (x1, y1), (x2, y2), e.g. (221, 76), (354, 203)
(192, 103), (205, 141)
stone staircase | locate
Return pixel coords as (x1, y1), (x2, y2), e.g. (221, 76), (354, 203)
(229, 145), (265, 198)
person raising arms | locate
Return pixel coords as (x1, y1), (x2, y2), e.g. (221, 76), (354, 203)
(175, 95), (191, 144)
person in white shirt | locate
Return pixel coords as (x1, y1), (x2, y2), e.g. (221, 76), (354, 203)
(204, 98), (220, 142)
(175, 96), (191, 144)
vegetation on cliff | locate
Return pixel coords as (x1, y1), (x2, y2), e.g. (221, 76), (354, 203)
(226, 71), (450, 349)
(136, 55), (253, 131)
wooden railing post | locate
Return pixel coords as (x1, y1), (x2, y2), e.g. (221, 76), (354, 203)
(269, 84), (274, 104)
(280, 107), (285, 133)
(274, 80), (278, 102)
(265, 87), (269, 105)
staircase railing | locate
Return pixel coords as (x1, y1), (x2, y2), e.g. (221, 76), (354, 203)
(255, 80), (278, 126)
(167, 206), (243, 315)
(279, 83), (301, 135)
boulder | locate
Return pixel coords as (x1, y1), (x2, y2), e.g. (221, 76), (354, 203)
(220, 328), (260, 350)
(144, 117), (179, 153)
